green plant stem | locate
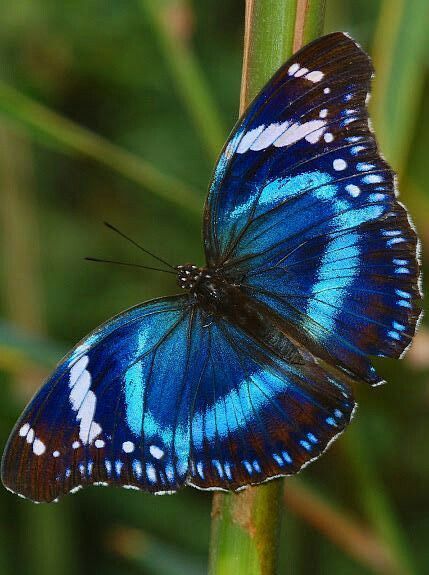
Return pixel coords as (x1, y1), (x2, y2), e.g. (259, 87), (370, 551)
(240, 0), (326, 110)
(139, 0), (226, 161)
(209, 2), (325, 574)
(0, 81), (201, 214)
(209, 483), (283, 575)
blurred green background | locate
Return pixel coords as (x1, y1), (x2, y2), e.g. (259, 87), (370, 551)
(0, 1), (428, 574)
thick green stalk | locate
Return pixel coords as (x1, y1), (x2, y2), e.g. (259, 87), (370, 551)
(0, 82), (201, 214)
(209, 484), (283, 575)
(209, 2), (325, 574)
(139, 0), (226, 160)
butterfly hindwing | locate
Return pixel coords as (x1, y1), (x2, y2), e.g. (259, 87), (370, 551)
(189, 316), (355, 489)
(204, 32), (422, 385)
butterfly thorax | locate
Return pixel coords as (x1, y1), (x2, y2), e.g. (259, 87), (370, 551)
(177, 264), (302, 364)
(176, 264), (233, 312)
(176, 264), (214, 291)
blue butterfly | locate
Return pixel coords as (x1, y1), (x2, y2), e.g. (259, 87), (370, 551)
(2, 32), (422, 502)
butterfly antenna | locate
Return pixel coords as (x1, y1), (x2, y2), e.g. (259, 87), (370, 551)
(85, 257), (176, 274)
(103, 221), (175, 270)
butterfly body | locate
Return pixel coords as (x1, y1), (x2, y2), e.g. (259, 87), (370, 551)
(2, 32), (422, 502)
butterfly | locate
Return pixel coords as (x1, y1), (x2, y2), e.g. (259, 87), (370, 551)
(2, 32), (422, 502)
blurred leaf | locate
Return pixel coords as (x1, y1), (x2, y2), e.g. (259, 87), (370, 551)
(0, 81), (201, 213)
(0, 321), (64, 372)
(109, 526), (205, 575)
(371, 0), (429, 175)
(139, 0), (226, 161)
(344, 421), (418, 575)
(284, 478), (400, 575)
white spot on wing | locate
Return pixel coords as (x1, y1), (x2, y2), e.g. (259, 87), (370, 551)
(146, 464), (157, 483)
(26, 428), (35, 444)
(33, 439), (46, 455)
(122, 441), (135, 453)
(69, 355), (102, 445)
(250, 122), (289, 151)
(95, 439), (105, 448)
(295, 67), (309, 77)
(19, 423), (30, 437)
(346, 184), (361, 197)
(274, 120), (327, 147)
(305, 70), (324, 83)
(333, 159), (347, 171)
(150, 445), (164, 459)
(288, 63), (300, 75)
(236, 125), (265, 154)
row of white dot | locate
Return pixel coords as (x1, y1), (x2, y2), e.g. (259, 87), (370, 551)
(18, 423), (164, 460)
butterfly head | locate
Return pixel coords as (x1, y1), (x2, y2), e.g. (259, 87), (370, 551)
(176, 264), (212, 292)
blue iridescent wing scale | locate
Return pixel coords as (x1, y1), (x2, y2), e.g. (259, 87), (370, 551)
(204, 32), (422, 385)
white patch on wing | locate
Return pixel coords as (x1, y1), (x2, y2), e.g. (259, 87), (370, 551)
(288, 63), (300, 75)
(70, 370), (91, 412)
(150, 445), (164, 459)
(333, 159), (347, 171)
(19, 423), (30, 437)
(70, 355), (89, 384)
(236, 125), (265, 154)
(32, 438), (46, 455)
(274, 120), (327, 147)
(68, 355), (102, 445)
(122, 441), (135, 453)
(295, 67), (309, 77)
(288, 62), (324, 83)
(305, 127), (326, 144)
(250, 122), (289, 151)
(305, 70), (324, 83)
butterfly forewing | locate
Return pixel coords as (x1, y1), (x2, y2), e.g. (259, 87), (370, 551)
(203, 32), (422, 385)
